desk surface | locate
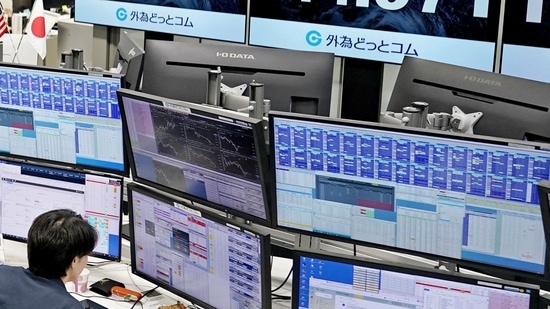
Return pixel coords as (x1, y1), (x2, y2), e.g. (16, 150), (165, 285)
(2, 238), (293, 309)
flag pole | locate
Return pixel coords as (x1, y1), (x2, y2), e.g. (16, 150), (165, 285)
(0, 1), (22, 63)
(11, 17), (28, 63)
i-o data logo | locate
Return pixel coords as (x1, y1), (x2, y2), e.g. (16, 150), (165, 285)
(300, 0), (490, 18)
(306, 30), (323, 46)
(116, 8), (128, 21)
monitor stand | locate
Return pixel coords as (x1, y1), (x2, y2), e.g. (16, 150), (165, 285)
(121, 223), (130, 240)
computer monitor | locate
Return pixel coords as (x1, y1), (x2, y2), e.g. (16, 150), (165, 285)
(127, 183), (271, 309)
(386, 56), (550, 141)
(0, 62), (127, 175)
(74, 0), (248, 43)
(113, 31), (145, 91)
(0, 159), (124, 261)
(501, 1), (550, 83)
(294, 249), (539, 309)
(249, 0), (500, 70)
(270, 110), (550, 280)
(118, 88), (272, 226)
(141, 39), (334, 116)
(537, 180), (550, 253)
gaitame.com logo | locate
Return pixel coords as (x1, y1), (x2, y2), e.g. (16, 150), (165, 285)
(305, 30), (322, 46)
(116, 8), (128, 21)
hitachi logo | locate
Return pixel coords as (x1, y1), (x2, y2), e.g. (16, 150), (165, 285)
(464, 75), (501, 86)
(216, 52), (255, 60)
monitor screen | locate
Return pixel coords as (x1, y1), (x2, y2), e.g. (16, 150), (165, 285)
(501, 1), (550, 82)
(294, 249), (539, 309)
(270, 110), (550, 278)
(141, 40), (334, 116)
(249, 0), (501, 70)
(0, 62), (127, 175)
(74, 0), (247, 43)
(118, 88), (272, 226)
(128, 183), (271, 309)
(113, 31), (145, 91)
(13, 0), (73, 12)
(0, 159), (123, 261)
(386, 56), (550, 141)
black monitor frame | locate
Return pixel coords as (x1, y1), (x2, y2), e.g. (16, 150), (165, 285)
(0, 158), (124, 262)
(537, 180), (550, 264)
(141, 39), (334, 116)
(293, 249), (540, 309)
(118, 88), (272, 226)
(0, 62), (128, 176)
(113, 30), (145, 91)
(127, 182), (272, 309)
(386, 56), (550, 141)
(269, 110), (550, 283)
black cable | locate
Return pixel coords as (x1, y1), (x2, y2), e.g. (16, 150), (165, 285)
(271, 266), (292, 293)
(271, 295), (291, 301)
(271, 293), (291, 300)
(130, 285), (160, 309)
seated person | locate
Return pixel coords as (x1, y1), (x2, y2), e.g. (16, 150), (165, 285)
(0, 209), (98, 308)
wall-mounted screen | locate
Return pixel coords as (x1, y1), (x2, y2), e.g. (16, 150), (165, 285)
(128, 183), (271, 309)
(74, 0), (247, 43)
(118, 89), (272, 226)
(249, 0), (501, 70)
(294, 249), (540, 309)
(270, 111), (550, 279)
(501, 1), (550, 82)
(0, 159), (124, 261)
(0, 62), (126, 175)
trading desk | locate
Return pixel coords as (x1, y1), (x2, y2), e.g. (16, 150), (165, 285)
(1, 238), (292, 309)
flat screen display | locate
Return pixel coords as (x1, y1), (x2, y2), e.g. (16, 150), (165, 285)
(249, 0), (501, 70)
(294, 250), (539, 309)
(118, 89), (271, 226)
(270, 111), (550, 278)
(74, 0), (247, 43)
(0, 159), (123, 261)
(0, 63), (126, 175)
(128, 183), (271, 309)
(501, 1), (550, 82)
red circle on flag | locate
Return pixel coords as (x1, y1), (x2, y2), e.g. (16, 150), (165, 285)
(31, 16), (46, 38)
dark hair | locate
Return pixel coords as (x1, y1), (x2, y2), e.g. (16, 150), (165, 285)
(27, 209), (98, 278)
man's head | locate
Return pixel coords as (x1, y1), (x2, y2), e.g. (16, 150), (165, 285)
(27, 209), (98, 280)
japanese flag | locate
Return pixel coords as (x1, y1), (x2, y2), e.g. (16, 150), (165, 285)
(26, 0), (46, 60)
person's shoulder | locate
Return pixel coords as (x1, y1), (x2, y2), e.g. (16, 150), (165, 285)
(0, 264), (25, 273)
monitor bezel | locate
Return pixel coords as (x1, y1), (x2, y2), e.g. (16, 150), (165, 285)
(269, 110), (550, 282)
(292, 248), (541, 309)
(118, 88), (273, 227)
(0, 62), (129, 177)
(127, 182), (272, 309)
(0, 157), (124, 262)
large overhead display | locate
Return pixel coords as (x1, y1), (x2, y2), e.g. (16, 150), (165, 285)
(249, 0), (501, 70)
(74, 0), (248, 43)
(501, 1), (550, 82)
